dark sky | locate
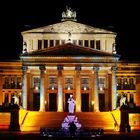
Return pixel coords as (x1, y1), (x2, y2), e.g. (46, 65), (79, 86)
(0, 0), (140, 61)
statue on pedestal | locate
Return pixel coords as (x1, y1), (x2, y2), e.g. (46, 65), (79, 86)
(120, 95), (127, 107)
(61, 115), (82, 130)
(61, 95), (81, 130)
(12, 95), (19, 105)
(67, 94), (76, 114)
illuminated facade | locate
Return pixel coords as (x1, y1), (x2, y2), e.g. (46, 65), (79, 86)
(0, 8), (140, 112)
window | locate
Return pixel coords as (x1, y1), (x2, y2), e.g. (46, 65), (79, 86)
(38, 40), (42, 50)
(44, 40), (48, 48)
(117, 78), (121, 90)
(117, 77), (136, 90)
(129, 78), (135, 90)
(78, 40), (83, 46)
(11, 77), (16, 89)
(50, 40), (54, 47)
(48, 77), (57, 90)
(81, 78), (89, 90)
(55, 40), (60, 46)
(96, 40), (100, 50)
(3, 76), (22, 89)
(123, 78), (129, 90)
(33, 76), (40, 90)
(65, 77), (73, 90)
(61, 40), (65, 45)
(3, 77), (10, 89)
(17, 77), (22, 89)
(90, 40), (94, 48)
(73, 40), (77, 45)
(98, 77), (106, 91)
(84, 40), (89, 47)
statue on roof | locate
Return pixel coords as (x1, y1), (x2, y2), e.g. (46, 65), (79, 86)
(22, 41), (27, 54)
(62, 6), (77, 21)
(67, 32), (72, 42)
(112, 42), (117, 54)
(66, 6), (72, 18)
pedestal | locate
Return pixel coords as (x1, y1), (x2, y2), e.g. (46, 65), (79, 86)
(61, 114), (82, 129)
(119, 105), (131, 132)
(9, 105), (20, 131)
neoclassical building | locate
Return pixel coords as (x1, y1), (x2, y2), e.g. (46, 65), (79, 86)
(0, 8), (140, 112)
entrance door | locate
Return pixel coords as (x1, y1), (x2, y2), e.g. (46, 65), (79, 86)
(65, 93), (72, 112)
(49, 93), (57, 111)
(99, 94), (105, 111)
(81, 93), (89, 112)
(33, 93), (40, 111)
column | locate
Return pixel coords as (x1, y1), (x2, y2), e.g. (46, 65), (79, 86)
(57, 65), (63, 112)
(39, 65), (46, 111)
(111, 66), (117, 110)
(93, 67), (99, 112)
(75, 65), (81, 112)
(22, 66), (28, 110)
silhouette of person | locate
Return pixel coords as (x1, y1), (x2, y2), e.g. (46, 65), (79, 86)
(69, 121), (77, 137)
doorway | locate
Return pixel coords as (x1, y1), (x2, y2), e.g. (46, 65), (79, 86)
(81, 93), (89, 112)
(99, 94), (105, 111)
(49, 93), (57, 111)
(33, 93), (40, 111)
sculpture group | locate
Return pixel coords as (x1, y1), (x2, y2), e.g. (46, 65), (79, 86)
(62, 6), (77, 21)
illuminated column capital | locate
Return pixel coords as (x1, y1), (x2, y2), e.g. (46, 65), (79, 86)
(93, 67), (99, 73)
(57, 65), (63, 71)
(111, 66), (117, 72)
(22, 66), (28, 73)
(75, 65), (81, 71)
(39, 65), (46, 71)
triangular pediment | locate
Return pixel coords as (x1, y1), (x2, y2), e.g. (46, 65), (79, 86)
(21, 43), (119, 58)
(22, 20), (115, 34)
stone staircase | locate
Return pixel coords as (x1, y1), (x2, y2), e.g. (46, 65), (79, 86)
(0, 112), (10, 129)
(21, 111), (115, 131)
(21, 112), (67, 131)
(75, 112), (115, 130)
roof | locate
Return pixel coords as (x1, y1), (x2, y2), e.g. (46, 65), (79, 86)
(22, 20), (116, 34)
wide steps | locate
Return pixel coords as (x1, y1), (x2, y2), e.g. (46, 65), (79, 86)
(21, 112), (115, 131)
(75, 112), (114, 129)
(0, 113), (10, 129)
(21, 112), (67, 131)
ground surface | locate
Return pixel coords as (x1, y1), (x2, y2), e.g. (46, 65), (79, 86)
(0, 130), (140, 140)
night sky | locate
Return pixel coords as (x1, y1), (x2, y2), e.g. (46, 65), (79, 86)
(0, 0), (140, 61)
